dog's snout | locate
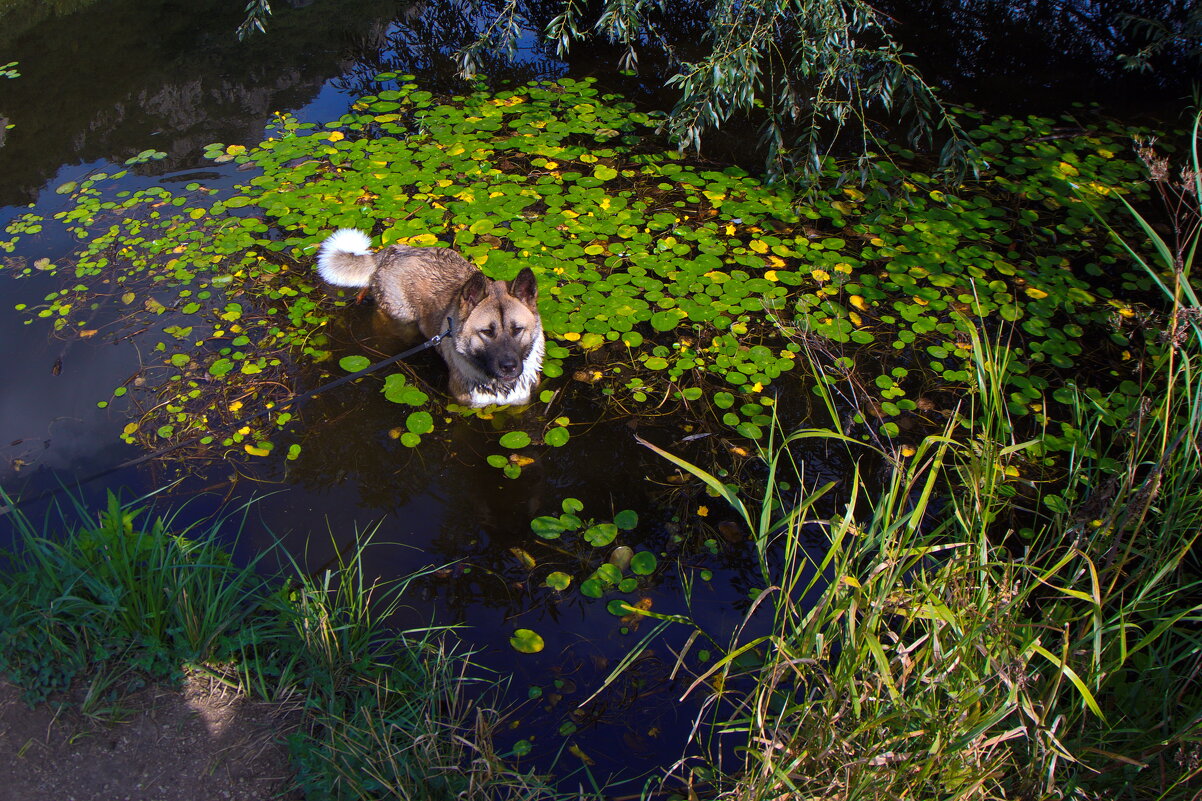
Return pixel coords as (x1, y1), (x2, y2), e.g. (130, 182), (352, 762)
(498, 355), (520, 377)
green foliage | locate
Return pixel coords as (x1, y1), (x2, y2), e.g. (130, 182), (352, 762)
(1118, 4), (1202, 72)
(254, 541), (558, 801)
(237, 0), (272, 40)
(648, 376), (1202, 797)
(509, 628), (544, 653)
(525, 498), (654, 612)
(642, 129), (1202, 795)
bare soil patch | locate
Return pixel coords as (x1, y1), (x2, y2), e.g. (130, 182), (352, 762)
(0, 673), (302, 801)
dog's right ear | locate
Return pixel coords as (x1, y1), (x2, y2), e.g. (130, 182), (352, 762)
(509, 267), (538, 305)
(460, 272), (489, 307)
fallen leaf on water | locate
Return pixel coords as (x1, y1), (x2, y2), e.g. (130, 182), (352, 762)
(509, 547), (537, 570)
(620, 597), (653, 628)
(718, 521), (743, 542)
(568, 744), (595, 765)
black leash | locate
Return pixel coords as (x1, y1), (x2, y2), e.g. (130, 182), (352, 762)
(0, 323), (453, 518)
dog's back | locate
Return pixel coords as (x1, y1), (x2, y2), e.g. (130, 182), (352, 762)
(371, 246), (477, 335)
(317, 229), (477, 337)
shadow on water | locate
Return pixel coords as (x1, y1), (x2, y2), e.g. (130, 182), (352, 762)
(878, 0), (1198, 117)
(1, 0), (1197, 786)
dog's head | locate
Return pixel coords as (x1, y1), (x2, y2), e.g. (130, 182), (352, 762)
(455, 268), (541, 383)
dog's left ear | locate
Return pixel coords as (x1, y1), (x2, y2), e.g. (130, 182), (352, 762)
(510, 268), (538, 305)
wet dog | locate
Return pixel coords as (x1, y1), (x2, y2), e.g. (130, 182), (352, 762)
(316, 228), (544, 406)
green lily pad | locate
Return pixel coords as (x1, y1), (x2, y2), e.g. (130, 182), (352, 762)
(584, 523), (618, 547)
(630, 551), (658, 575)
(580, 578), (604, 598)
(613, 509), (638, 530)
(531, 515), (567, 539)
(607, 599), (630, 616)
(593, 563), (622, 585)
(509, 628), (544, 654)
(339, 354), (371, 372)
(500, 430), (531, 449)
(406, 411), (434, 435)
(544, 571), (572, 590)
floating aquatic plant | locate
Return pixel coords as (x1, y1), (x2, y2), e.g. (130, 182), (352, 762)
(0, 76), (1178, 475)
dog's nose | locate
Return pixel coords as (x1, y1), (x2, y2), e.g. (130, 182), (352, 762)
(498, 356), (519, 377)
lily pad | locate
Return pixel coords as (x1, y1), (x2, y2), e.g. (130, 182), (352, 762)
(544, 571), (573, 590)
(531, 515), (567, 539)
(509, 628), (545, 654)
(339, 354), (371, 372)
(500, 431), (531, 449)
(630, 551), (658, 575)
(613, 509), (638, 530)
(584, 523), (618, 547)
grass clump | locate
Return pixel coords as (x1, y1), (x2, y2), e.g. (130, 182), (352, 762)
(660, 329), (1202, 799)
(0, 492), (265, 706)
(0, 494), (555, 801)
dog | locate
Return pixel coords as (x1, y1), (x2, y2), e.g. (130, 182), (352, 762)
(316, 228), (544, 407)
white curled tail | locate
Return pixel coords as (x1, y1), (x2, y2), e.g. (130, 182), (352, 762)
(317, 228), (376, 287)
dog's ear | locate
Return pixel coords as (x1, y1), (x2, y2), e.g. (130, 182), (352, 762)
(509, 268), (538, 305)
(460, 272), (489, 307)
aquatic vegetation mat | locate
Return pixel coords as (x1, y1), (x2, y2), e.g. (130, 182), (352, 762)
(0, 77), (1185, 478)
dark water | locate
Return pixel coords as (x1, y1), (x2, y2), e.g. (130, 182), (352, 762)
(0, 0), (1195, 786)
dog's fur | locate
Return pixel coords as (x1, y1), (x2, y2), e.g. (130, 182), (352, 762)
(316, 228), (544, 406)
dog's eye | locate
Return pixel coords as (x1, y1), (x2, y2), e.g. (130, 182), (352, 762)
(511, 325), (524, 336)
(480, 325), (496, 339)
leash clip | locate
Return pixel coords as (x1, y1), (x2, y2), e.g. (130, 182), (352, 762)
(428, 317), (453, 347)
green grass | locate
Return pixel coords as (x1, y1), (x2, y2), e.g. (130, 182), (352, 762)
(0, 492), (557, 801)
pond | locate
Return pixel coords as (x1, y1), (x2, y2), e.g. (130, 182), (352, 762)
(1, 0), (1196, 789)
